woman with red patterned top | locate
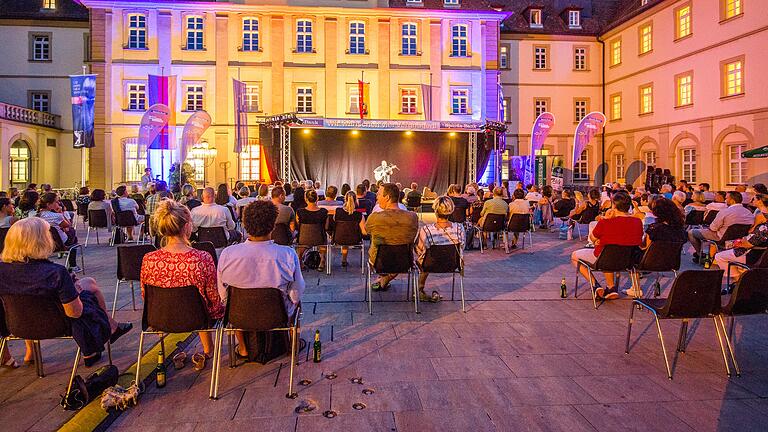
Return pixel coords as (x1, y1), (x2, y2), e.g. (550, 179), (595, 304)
(140, 200), (223, 366)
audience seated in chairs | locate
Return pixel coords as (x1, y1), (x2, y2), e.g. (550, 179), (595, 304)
(404, 183), (422, 211)
(318, 185), (343, 214)
(15, 190), (38, 220)
(354, 184), (374, 216)
(191, 187), (241, 245)
(714, 194), (768, 289)
(140, 200), (223, 367)
(38, 192), (77, 249)
(0, 218), (131, 368)
(478, 186), (508, 228)
(366, 183), (418, 291)
(569, 188), (600, 228)
(552, 189), (576, 219)
(178, 184), (202, 211)
(414, 196), (464, 303)
(87, 188), (114, 229)
(0, 198), (17, 228)
(688, 191), (754, 263)
(507, 189), (530, 249)
(334, 191), (367, 267)
(447, 184), (470, 223)
(538, 186), (555, 229)
(570, 191), (644, 300)
(296, 189), (328, 269)
(684, 191), (708, 216)
(113, 185), (145, 242)
(235, 186), (257, 219)
(217, 200), (305, 360)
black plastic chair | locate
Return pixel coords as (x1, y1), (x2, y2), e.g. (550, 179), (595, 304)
(193, 241), (218, 267)
(419, 243), (465, 312)
(0, 293), (112, 407)
(684, 210), (705, 228)
(86, 208), (112, 246)
(296, 222), (328, 268)
(0, 226), (9, 254)
(61, 199), (75, 212)
(720, 268), (768, 374)
(703, 224), (753, 263)
(405, 194), (422, 212)
(702, 210), (719, 226)
(478, 213), (508, 254)
(328, 220), (365, 275)
(632, 241), (685, 298)
(574, 244), (637, 309)
(625, 270), (733, 379)
(448, 205), (467, 224)
(112, 244), (156, 317)
(49, 227), (84, 274)
(115, 210), (144, 244)
(197, 226), (229, 248)
(365, 244), (418, 314)
(507, 213), (533, 252)
(726, 248), (768, 288)
(271, 223), (293, 246)
(212, 286), (302, 399)
(136, 285), (220, 399)
(76, 202), (89, 224)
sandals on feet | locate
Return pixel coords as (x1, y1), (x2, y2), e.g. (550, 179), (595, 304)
(172, 352), (187, 370)
(192, 352), (211, 371)
(1, 355), (19, 369)
(418, 291), (442, 303)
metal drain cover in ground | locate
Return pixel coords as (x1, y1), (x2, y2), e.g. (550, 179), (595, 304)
(294, 399), (318, 413)
(350, 377), (364, 384)
(362, 388), (375, 395)
(352, 402), (367, 410)
(299, 379), (312, 386)
(323, 410), (338, 418)
(325, 372), (338, 380)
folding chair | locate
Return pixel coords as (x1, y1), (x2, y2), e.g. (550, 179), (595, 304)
(0, 293), (112, 409)
(625, 270), (733, 379)
(85, 209), (112, 246)
(0, 226), (9, 254)
(719, 268), (768, 374)
(113, 244), (156, 317)
(49, 227), (84, 274)
(76, 202), (89, 225)
(271, 223), (293, 246)
(725, 248), (768, 288)
(684, 210), (705, 229)
(192, 241), (218, 267)
(197, 227), (229, 249)
(506, 213), (533, 252)
(419, 242), (465, 312)
(115, 210), (144, 244)
(61, 199), (76, 229)
(365, 244), (418, 314)
(136, 285), (221, 399)
(574, 244), (637, 309)
(296, 222), (328, 267)
(632, 241), (685, 298)
(701, 224), (752, 264)
(212, 287), (301, 399)
(328, 220), (365, 275)
(702, 210), (719, 227)
(478, 213), (508, 254)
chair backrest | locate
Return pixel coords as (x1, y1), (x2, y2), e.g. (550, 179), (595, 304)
(725, 269), (768, 316)
(49, 226), (68, 253)
(0, 293), (71, 340)
(142, 284), (210, 332)
(481, 213), (506, 233)
(0, 226), (9, 254)
(333, 220), (362, 246)
(373, 244), (413, 274)
(448, 206), (467, 223)
(684, 210), (705, 226)
(421, 244), (461, 273)
(224, 286), (289, 331)
(192, 241), (218, 266)
(117, 244), (156, 281)
(271, 223), (293, 246)
(406, 194), (422, 208)
(0, 302), (7, 337)
(593, 245), (637, 272)
(115, 210), (138, 228)
(197, 226), (228, 248)
(298, 223), (326, 247)
(88, 209), (109, 228)
(702, 210), (719, 226)
(578, 204), (600, 225)
(659, 270), (723, 319)
(720, 224), (752, 243)
(751, 248), (768, 268)
(61, 199), (75, 212)
(469, 206), (482, 224)
(636, 241), (685, 272)
(76, 202), (89, 217)
(507, 213), (531, 233)
(136, 199), (146, 216)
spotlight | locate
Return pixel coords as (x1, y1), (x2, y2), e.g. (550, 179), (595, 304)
(449, 132), (457, 137)
(351, 130), (359, 136)
(405, 131), (413, 136)
(302, 129), (310, 135)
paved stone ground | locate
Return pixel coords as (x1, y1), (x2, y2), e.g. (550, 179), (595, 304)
(2, 218), (768, 431)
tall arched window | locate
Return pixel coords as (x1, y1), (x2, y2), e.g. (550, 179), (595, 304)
(239, 140), (261, 181)
(10, 140), (31, 187)
(122, 137), (147, 182)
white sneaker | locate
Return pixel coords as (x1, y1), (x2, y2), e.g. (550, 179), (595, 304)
(622, 288), (643, 298)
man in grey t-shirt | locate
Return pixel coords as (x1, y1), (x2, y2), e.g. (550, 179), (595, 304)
(271, 186), (295, 231)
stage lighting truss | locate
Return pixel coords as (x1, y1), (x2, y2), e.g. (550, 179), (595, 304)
(263, 112), (303, 128)
(481, 120), (507, 133)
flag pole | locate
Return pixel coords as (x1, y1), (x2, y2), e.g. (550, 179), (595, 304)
(81, 65), (87, 188)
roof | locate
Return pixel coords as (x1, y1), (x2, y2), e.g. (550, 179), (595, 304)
(0, 0), (88, 22)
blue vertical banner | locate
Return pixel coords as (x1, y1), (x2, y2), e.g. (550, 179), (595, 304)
(233, 78), (248, 153)
(69, 74), (96, 148)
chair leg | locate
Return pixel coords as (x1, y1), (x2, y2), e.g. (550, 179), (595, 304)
(718, 315), (740, 376)
(64, 347), (82, 405)
(574, 263), (580, 299)
(676, 320), (689, 353)
(586, 268), (598, 310)
(625, 301), (636, 353)
(111, 280), (121, 318)
(96, 228), (100, 245)
(654, 317), (673, 379)
(326, 243), (331, 276)
(130, 281), (137, 311)
(210, 327), (223, 399)
(479, 232), (484, 254)
(712, 317), (733, 377)
(286, 327), (298, 398)
(502, 232), (509, 254)
(451, 273), (456, 301)
(459, 273), (466, 313)
(360, 244), (365, 275)
(34, 340), (44, 377)
(135, 331), (145, 388)
(367, 266), (373, 315)
(413, 270), (420, 314)
(85, 227), (90, 247)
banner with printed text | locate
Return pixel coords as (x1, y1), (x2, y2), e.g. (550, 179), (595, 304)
(70, 74), (97, 148)
(528, 112), (554, 186)
(572, 112), (606, 169)
(181, 110), (212, 161)
(233, 79), (248, 153)
(139, 104), (170, 152)
(148, 75), (177, 150)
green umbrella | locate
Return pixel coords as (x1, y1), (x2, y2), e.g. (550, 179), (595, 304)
(742, 145), (768, 159)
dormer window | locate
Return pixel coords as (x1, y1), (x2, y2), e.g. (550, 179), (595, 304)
(42, 0), (56, 10)
(444, 0), (459, 6)
(530, 9), (543, 28)
(568, 10), (581, 28)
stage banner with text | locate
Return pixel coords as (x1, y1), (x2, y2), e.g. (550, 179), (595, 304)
(233, 79), (248, 153)
(181, 110), (211, 161)
(550, 155), (565, 191)
(70, 74), (97, 148)
(139, 104), (170, 152)
(573, 111), (606, 169)
(529, 112), (555, 186)
(510, 156), (533, 184)
(148, 75), (177, 150)
(535, 155), (547, 189)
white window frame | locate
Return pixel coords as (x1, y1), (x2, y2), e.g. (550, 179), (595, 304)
(401, 88), (417, 114)
(681, 148), (697, 182)
(245, 84), (260, 112)
(42, 0), (56, 9)
(611, 38), (621, 66)
(614, 153), (626, 180)
(724, 59), (743, 97)
(639, 23), (652, 54)
(401, 23), (418, 56)
(568, 10), (581, 28)
(574, 47), (587, 70)
(499, 45), (508, 69)
(348, 86), (360, 114)
(451, 24), (468, 57)
(242, 17), (259, 52)
(534, 46), (547, 70)
(640, 84), (653, 114)
(349, 21), (366, 55)
(723, 0), (742, 20)
(296, 19), (313, 53)
(444, 0), (459, 6)
(534, 98), (548, 118)
(644, 150), (657, 167)
(239, 140), (261, 181)
(127, 83), (147, 111)
(32, 34), (51, 61)
(184, 84), (204, 112)
(574, 99), (587, 122)
(611, 94), (622, 120)
(122, 137), (147, 183)
(574, 150), (589, 181)
(676, 73), (693, 107)
(296, 87), (313, 113)
(530, 9), (543, 28)
(185, 15), (204, 50)
(30, 92), (50, 113)
(451, 88), (469, 115)
(675, 4), (692, 40)
(127, 13), (147, 49)
(728, 143), (747, 185)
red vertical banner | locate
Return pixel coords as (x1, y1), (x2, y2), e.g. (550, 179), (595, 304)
(357, 80), (368, 119)
(148, 75), (176, 150)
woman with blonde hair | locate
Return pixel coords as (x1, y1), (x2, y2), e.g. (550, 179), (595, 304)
(414, 196), (465, 302)
(0, 218), (131, 368)
(140, 200), (223, 369)
(332, 191), (367, 267)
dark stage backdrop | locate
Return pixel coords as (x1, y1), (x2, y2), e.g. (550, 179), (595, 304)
(291, 130), (468, 195)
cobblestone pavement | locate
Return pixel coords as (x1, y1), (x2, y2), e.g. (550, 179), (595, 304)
(1, 220), (768, 431)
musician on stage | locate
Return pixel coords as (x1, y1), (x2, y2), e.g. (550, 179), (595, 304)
(373, 160), (398, 184)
